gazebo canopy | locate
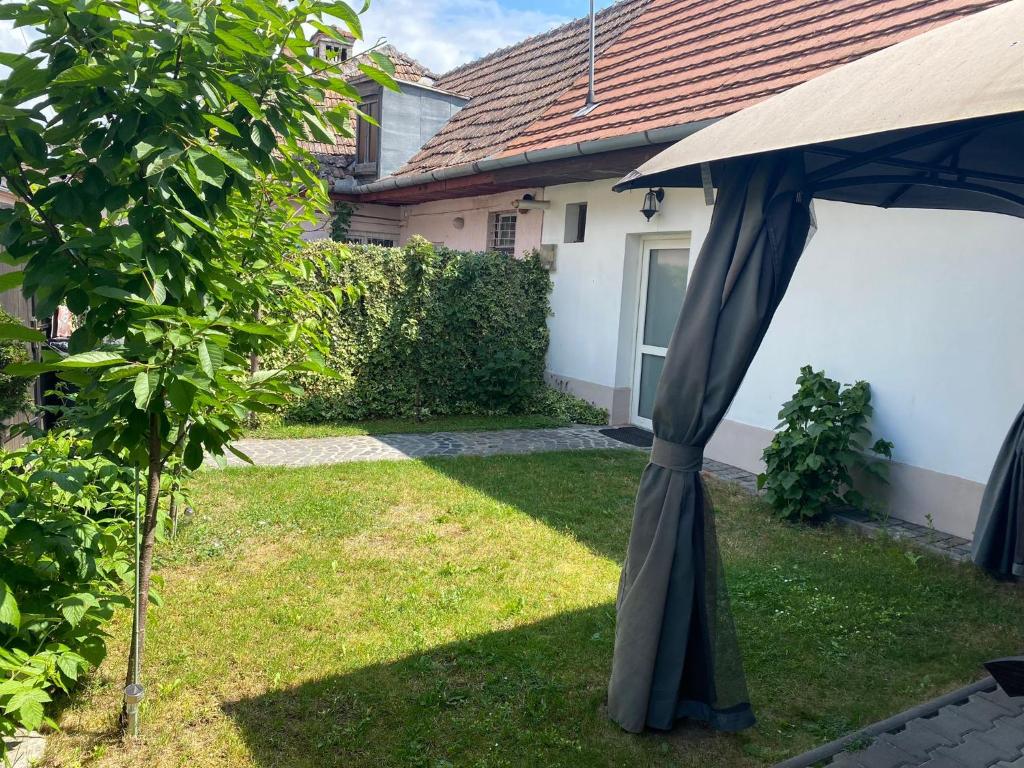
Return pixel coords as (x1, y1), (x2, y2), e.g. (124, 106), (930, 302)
(615, 0), (1024, 217)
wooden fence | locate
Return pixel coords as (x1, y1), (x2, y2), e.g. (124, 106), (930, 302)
(0, 261), (43, 449)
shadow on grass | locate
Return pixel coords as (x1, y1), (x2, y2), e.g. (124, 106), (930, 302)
(419, 451), (646, 562)
(223, 604), (735, 768)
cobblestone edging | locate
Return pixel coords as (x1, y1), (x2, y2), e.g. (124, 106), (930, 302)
(697, 459), (975, 564)
(220, 425), (641, 468)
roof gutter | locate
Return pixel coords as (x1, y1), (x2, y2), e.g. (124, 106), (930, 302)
(334, 118), (718, 196)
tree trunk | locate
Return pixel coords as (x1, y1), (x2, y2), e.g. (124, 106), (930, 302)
(122, 413), (163, 732)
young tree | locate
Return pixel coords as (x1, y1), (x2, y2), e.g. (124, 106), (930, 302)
(0, 0), (393, 725)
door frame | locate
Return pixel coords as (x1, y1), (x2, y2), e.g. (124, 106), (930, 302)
(630, 236), (692, 430)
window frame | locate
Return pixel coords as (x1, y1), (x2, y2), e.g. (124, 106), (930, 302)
(355, 90), (382, 172)
(564, 202), (588, 243)
(488, 211), (518, 257)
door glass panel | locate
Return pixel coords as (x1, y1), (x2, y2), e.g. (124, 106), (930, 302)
(642, 248), (690, 348)
(637, 353), (665, 420)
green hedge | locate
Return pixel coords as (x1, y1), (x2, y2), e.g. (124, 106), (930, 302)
(276, 237), (557, 422)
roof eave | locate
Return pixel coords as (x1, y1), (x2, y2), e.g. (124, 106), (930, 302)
(337, 118), (718, 196)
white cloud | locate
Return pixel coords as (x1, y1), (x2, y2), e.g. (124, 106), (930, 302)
(356, 0), (570, 74)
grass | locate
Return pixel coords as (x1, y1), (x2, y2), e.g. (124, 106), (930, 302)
(45, 451), (1024, 768)
(243, 413), (574, 439)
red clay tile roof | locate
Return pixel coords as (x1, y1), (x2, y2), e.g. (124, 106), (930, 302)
(501, 0), (1005, 156)
(392, 0), (649, 177)
(377, 0), (1004, 179)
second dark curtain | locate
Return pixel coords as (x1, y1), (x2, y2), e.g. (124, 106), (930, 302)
(973, 403), (1024, 578)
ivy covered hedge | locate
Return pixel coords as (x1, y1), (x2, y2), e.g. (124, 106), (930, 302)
(273, 237), (585, 423)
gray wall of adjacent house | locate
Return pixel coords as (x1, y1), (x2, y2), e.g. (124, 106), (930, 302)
(379, 85), (467, 180)
(537, 179), (1024, 540)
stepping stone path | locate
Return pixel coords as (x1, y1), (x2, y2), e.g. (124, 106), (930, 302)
(221, 425), (640, 468)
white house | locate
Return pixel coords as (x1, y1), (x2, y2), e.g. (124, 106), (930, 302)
(305, 0), (1023, 539)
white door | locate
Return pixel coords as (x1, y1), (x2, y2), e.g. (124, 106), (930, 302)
(631, 239), (691, 430)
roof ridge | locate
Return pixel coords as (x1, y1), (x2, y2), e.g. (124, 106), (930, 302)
(367, 42), (440, 82)
(436, 0), (648, 84)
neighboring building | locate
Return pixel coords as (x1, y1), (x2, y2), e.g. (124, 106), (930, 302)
(309, 0), (1024, 539)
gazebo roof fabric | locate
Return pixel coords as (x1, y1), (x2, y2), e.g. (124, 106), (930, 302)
(614, 0), (1024, 217)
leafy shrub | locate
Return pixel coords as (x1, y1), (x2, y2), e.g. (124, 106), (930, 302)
(525, 387), (608, 425)
(758, 366), (894, 521)
(0, 307), (32, 425)
(0, 433), (135, 750)
(272, 238), (552, 422)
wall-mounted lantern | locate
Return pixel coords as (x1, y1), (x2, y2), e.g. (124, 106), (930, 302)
(641, 188), (665, 221)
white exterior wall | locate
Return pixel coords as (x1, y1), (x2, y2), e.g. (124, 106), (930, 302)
(541, 179), (1024, 538)
(398, 189), (545, 254)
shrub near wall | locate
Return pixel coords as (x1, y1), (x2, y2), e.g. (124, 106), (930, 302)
(279, 237), (552, 422)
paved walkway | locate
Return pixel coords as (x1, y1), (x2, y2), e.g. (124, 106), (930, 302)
(223, 425), (639, 467)
(780, 677), (1024, 768)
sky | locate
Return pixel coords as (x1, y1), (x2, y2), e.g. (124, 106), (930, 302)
(357, 0), (618, 73)
(0, 0), (617, 75)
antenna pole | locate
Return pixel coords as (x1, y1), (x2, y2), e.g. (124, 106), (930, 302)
(586, 0), (596, 105)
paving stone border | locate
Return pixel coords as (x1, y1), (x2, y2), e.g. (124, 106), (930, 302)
(220, 425), (642, 467)
(776, 677), (1024, 768)
(698, 459), (976, 564)
(3, 730), (45, 768)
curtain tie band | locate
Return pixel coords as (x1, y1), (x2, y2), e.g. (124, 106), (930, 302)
(651, 438), (704, 472)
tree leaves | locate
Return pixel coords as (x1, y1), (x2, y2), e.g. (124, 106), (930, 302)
(57, 351), (127, 368)
(133, 370), (159, 410)
(0, 579), (19, 634)
(145, 147), (185, 177)
(0, 270), (25, 292)
(0, 322), (43, 342)
(221, 80), (263, 118)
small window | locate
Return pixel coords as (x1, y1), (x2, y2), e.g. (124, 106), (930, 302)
(564, 202), (587, 243)
(346, 233), (395, 247)
(356, 95), (380, 167)
(323, 43), (349, 61)
(488, 212), (517, 257)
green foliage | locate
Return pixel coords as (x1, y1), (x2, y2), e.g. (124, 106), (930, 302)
(758, 366), (894, 521)
(0, 433), (135, 746)
(0, 0), (388, 730)
(0, 0), (391, 467)
(0, 308), (31, 424)
(330, 201), (354, 242)
(274, 237), (554, 422)
(524, 387), (608, 425)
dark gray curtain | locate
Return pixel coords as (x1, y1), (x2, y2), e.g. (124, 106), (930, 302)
(608, 154), (812, 733)
(972, 403), (1024, 578)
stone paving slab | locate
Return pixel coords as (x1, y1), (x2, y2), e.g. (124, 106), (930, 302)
(3, 730), (45, 768)
(219, 425), (644, 468)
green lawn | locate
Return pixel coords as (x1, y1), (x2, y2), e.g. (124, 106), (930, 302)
(244, 413), (574, 439)
(46, 451), (1023, 768)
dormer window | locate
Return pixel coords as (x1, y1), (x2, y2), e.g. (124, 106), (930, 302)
(312, 29), (354, 63)
(355, 92), (381, 174)
(322, 42), (349, 61)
